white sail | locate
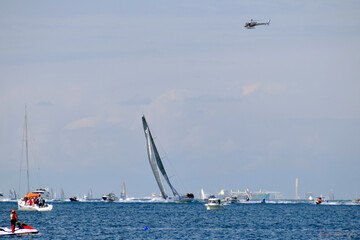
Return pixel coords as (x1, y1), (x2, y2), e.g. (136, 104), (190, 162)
(201, 189), (205, 200)
(120, 181), (127, 199)
(60, 188), (65, 199)
(88, 187), (93, 199)
(142, 115), (191, 201)
(9, 189), (17, 200)
(142, 117), (168, 199)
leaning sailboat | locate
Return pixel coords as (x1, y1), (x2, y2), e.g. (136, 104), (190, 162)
(142, 115), (194, 202)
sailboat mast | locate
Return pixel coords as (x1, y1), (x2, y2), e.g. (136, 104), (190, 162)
(25, 106), (30, 194)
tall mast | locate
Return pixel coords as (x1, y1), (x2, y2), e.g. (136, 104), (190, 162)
(25, 105), (30, 193)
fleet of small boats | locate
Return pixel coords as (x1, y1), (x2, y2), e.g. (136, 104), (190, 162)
(3, 108), (358, 237)
(1, 104), (358, 240)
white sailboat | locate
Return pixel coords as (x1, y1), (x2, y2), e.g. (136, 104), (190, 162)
(9, 189), (17, 200)
(17, 106), (53, 211)
(142, 115), (194, 203)
(120, 181), (127, 200)
(200, 188), (210, 202)
(84, 187), (93, 200)
(60, 188), (65, 200)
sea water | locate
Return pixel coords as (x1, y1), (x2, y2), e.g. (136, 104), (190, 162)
(0, 200), (359, 239)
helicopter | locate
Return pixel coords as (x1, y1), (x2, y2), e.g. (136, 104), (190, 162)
(244, 19), (270, 29)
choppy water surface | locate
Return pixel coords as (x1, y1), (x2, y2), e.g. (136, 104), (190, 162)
(1, 201), (359, 239)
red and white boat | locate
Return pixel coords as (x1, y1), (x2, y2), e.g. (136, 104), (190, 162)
(0, 223), (39, 236)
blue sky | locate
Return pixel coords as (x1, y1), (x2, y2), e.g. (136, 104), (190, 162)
(1, 0), (359, 199)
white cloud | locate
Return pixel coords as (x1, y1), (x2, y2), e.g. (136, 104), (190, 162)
(64, 116), (100, 130)
(241, 84), (260, 95)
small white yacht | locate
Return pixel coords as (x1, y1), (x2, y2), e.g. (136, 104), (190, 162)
(32, 188), (52, 200)
(205, 197), (224, 210)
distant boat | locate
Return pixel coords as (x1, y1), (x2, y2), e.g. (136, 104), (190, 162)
(60, 188), (65, 200)
(200, 189), (209, 202)
(315, 197), (323, 205)
(142, 115), (194, 203)
(120, 181), (127, 200)
(17, 107), (53, 211)
(32, 188), (52, 200)
(205, 197), (224, 210)
(225, 195), (238, 203)
(69, 196), (79, 202)
(9, 189), (17, 200)
(102, 192), (118, 202)
(84, 187), (93, 200)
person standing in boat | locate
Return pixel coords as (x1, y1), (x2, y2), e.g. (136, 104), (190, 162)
(10, 209), (18, 233)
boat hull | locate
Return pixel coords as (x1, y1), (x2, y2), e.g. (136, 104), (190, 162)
(205, 203), (224, 210)
(18, 200), (53, 211)
(166, 195), (194, 203)
(0, 225), (38, 235)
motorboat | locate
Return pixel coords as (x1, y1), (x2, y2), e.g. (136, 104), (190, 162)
(102, 192), (118, 202)
(225, 195), (238, 203)
(205, 197), (224, 210)
(69, 196), (79, 202)
(0, 223), (38, 235)
(315, 197), (323, 205)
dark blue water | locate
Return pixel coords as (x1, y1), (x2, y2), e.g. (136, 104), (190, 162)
(1, 201), (359, 239)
